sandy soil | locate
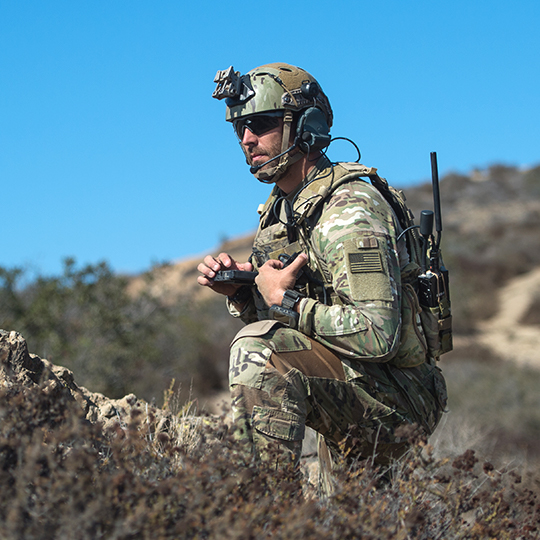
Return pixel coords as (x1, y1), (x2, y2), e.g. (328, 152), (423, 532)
(477, 266), (540, 368)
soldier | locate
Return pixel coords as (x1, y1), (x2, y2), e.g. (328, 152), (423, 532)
(198, 63), (447, 469)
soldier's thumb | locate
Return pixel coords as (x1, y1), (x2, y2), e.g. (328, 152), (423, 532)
(289, 253), (308, 276)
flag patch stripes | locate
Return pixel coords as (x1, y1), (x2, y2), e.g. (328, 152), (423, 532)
(349, 252), (383, 273)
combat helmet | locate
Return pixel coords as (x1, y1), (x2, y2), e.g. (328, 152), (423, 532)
(212, 63), (333, 183)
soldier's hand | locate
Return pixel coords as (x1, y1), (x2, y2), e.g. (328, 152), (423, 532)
(255, 253), (308, 308)
(197, 252), (254, 298)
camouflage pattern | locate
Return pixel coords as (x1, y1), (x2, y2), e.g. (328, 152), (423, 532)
(226, 157), (448, 466)
(229, 324), (446, 467)
(223, 63), (333, 126)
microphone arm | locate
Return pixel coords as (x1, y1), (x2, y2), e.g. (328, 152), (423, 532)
(249, 142), (298, 174)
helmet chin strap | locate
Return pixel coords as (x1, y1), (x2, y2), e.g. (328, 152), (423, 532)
(247, 110), (302, 184)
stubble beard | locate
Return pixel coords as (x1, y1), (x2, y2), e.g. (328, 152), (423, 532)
(245, 139), (283, 172)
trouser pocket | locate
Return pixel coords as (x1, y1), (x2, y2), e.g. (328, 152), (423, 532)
(252, 406), (305, 442)
(387, 363), (448, 435)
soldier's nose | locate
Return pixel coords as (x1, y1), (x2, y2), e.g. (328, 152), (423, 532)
(242, 127), (258, 146)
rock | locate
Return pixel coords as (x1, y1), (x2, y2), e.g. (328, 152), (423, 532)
(0, 329), (172, 431)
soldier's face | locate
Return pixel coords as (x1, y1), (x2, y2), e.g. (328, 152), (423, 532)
(240, 119), (283, 171)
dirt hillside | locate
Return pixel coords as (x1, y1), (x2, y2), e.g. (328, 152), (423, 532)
(127, 234), (253, 305)
(477, 266), (540, 368)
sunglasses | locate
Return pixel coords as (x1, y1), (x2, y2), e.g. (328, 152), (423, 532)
(233, 113), (283, 139)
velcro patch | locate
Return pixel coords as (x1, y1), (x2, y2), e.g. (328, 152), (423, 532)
(349, 251), (383, 273)
(343, 236), (394, 302)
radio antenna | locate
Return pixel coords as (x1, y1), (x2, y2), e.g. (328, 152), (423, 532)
(430, 151), (443, 251)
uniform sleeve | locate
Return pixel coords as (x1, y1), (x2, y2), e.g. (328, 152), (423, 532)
(226, 293), (259, 325)
(297, 181), (403, 362)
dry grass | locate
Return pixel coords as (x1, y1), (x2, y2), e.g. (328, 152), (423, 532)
(1, 375), (539, 540)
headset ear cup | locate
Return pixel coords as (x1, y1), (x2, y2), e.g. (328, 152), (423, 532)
(301, 81), (320, 99)
(296, 107), (331, 153)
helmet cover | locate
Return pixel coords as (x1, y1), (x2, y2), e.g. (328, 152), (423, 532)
(213, 63), (333, 127)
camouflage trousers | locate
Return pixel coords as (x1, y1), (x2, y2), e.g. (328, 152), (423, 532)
(229, 321), (447, 468)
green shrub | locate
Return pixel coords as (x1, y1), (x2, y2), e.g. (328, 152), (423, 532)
(0, 259), (231, 403)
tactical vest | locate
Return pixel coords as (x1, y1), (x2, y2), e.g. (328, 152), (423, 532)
(251, 161), (452, 364)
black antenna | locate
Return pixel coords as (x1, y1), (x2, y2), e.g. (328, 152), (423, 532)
(418, 151), (453, 357)
(430, 152), (443, 251)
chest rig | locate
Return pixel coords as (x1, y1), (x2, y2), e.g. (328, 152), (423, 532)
(251, 161), (401, 307)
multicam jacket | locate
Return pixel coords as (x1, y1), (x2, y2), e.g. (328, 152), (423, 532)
(228, 156), (430, 380)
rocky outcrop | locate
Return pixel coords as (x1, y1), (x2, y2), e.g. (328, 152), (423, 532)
(0, 329), (171, 431)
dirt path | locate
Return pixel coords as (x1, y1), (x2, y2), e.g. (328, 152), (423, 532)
(477, 266), (540, 368)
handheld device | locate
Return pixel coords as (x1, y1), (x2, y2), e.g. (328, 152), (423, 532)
(212, 270), (258, 284)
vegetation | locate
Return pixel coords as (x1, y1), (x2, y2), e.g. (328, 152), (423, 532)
(0, 378), (538, 539)
(0, 259), (234, 404)
(1, 163), (540, 536)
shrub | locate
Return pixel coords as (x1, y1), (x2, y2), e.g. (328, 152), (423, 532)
(0, 259), (231, 404)
(0, 379), (538, 539)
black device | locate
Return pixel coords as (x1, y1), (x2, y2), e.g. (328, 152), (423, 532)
(213, 270), (258, 284)
(295, 107), (331, 153)
(416, 152), (452, 355)
(417, 209), (439, 307)
(268, 304), (299, 328)
(295, 81), (331, 153)
(269, 289), (304, 328)
(417, 153), (450, 308)
(278, 251), (300, 268)
(213, 251), (303, 285)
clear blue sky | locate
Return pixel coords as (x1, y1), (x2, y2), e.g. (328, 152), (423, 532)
(1, 1), (539, 276)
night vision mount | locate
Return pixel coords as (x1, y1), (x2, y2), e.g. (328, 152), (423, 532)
(212, 66), (254, 104)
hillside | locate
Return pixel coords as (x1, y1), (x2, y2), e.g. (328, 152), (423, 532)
(1, 162), (540, 537)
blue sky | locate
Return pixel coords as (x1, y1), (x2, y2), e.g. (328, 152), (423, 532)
(1, 1), (539, 276)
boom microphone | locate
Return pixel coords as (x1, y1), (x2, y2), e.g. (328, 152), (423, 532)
(249, 143), (297, 174)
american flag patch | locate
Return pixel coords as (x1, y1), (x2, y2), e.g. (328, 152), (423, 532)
(349, 252), (383, 273)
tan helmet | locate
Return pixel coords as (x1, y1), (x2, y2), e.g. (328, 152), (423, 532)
(212, 63), (333, 182)
(213, 63), (333, 126)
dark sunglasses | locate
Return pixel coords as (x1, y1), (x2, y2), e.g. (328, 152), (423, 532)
(233, 113), (283, 139)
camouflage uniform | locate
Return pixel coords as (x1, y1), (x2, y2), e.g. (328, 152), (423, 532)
(227, 156), (448, 467)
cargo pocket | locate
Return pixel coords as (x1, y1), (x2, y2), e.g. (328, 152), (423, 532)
(431, 365), (448, 413)
(419, 305), (443, 357)
(349, 369), (405, 426)
(252, 406), (305, 442)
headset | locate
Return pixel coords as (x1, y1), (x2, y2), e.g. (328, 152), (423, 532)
(295, 106), (331, 153)
(295, 81), (331, 153)
(248, 82), (331, 175)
